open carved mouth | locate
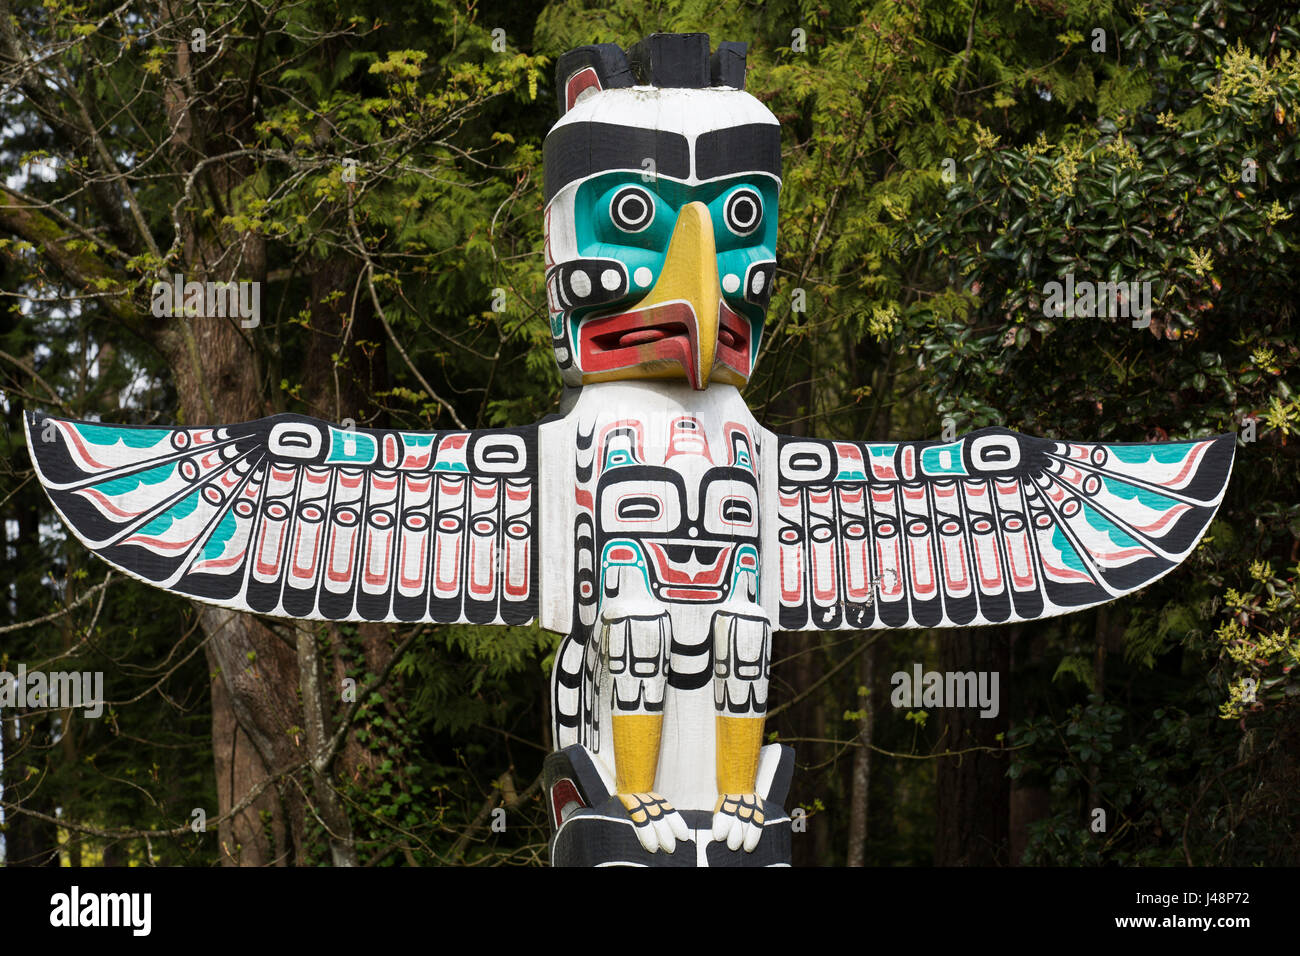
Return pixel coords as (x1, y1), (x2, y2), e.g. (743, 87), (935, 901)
(589, 318), (691, 351)
(578, 300), (753, 386)
(579, 301), (699, 382)
(644, 539), (732, 587)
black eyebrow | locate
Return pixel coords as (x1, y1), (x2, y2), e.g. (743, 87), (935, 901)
(695, 123), (782, 181)
(544, 123), (691, 202)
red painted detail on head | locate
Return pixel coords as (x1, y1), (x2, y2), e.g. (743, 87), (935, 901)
(565, 67), (602, 111)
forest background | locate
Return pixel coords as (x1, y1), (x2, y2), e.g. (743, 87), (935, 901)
(1, 0), (1297, 866)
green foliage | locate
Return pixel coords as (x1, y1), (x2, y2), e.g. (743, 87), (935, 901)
(2, 0), (1298, 867)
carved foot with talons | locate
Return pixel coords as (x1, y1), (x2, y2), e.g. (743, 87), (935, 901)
(618, 791), (690, 853)
(712, 792), (765, 852)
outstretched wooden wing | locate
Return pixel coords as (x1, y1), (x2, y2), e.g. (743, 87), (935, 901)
(25, 412), (538, 625)
(768, 427), (1234, 631)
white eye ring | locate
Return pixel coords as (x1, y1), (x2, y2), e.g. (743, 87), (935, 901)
(610, 186), (655, 233)
(724, 188), (762, 236)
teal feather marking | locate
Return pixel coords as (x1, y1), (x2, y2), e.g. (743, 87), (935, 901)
(1049, 527), (1088, 572)
(1109, 442), (1196, 465)
(1101, 476), (1177, 509)
(96, 462), (176, 495)
(74, 423), (172, 448)
(202, 510), (238, 559)
(920, 441), (966, 476)
(137, 490), (201, 536)
(325, 427), (377, 464)
(1082, 503), (1141, 548)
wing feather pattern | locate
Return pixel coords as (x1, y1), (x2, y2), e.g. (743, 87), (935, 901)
(25, 411), (538, 625)
(770, 427), (1234, 630)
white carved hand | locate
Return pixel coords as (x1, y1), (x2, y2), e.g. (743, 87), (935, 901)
(617, 791), (691, 854)
(712, 792), (765, 852)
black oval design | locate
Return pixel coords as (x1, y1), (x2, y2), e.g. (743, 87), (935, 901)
(721, 498), (752, 523)
(617, 495), (661, 520)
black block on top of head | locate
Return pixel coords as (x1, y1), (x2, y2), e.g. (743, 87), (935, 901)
(710, 40), (748, 89)
(625, 33), (711, 88)
(554, 43), (633, 115)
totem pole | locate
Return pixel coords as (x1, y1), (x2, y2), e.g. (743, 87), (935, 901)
(26, 34), (1235, 867)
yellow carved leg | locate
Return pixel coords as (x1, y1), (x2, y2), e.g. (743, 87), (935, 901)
(611, 713), (688, 853)
(612, 713), (662, 794)
(716, 714), (763, 793)
(713, 714), (767, 852)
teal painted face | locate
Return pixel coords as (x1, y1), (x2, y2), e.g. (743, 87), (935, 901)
(542, 87), (782, 389)
(544, 172), (778, 389)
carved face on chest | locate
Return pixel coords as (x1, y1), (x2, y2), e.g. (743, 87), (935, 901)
(570, 406), (762, 619)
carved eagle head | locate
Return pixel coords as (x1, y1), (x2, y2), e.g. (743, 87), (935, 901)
(544, 34), (781, 390)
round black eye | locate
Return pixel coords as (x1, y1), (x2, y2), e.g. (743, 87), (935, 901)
(724, 188), (762, 236)
(610, 186), (655, 233)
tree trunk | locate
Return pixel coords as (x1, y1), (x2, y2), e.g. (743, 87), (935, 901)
(935, 626), (1010, 865)
(846, 639), (877, 866)
(1007, 624), (1047, 864)
(1, 440), (61, 866)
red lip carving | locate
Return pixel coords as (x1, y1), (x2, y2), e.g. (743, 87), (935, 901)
(644, 539), (733, 591)
(577, 299), (756, 387)
(579, 301), (700, 384)
(715, 300), (751, 379)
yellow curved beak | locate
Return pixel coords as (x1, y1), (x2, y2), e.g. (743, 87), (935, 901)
(578, 201), (722, 390)
(638, 201), (721, 388)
